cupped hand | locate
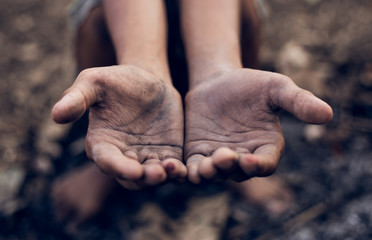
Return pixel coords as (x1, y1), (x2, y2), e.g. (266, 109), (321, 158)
(52, 65), (186, 189)
(184, 68), (333, 183)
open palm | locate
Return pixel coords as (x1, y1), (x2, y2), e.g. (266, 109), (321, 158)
(185, 68), (333, 183)
(52, 65), (186, 189)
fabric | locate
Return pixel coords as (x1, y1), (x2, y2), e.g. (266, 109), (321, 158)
(69, 0), (101, 34)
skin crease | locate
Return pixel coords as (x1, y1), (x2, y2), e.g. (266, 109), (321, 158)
(184, 68), (332, 183)
(52, 0), (333, 187)
(52, 65), (186, 189)
(51, 0), (333, 228)
(180, 0), (333, 183)
(52, 0), (187, 189)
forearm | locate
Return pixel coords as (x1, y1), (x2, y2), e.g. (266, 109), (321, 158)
(180, 0), (242, 87)
(103, 0), (170, 82)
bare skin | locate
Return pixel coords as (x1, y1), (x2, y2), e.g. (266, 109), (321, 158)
(52, 0), (187, 189)
(185, 68), (332, 183)
(51, 164), (115, 229)
(181, 0), (333, 183)
(52, 65), (186, 189)
(51, 0), (332, 227)
(51, 1), (187, 227)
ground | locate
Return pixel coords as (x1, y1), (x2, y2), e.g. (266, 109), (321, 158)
(1, 0), (372, 239)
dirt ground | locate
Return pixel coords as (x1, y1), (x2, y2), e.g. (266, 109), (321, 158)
(1, 0), (372, 239)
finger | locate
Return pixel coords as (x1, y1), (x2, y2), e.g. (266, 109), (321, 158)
(186, 155), (203, 184)
(52, 70), (102, 124)
(162, 158), (187, 181)
(198, 157), (217, 179)
(211, 147), (239, 172)
(239, 143), (284, 178)
(274, 80), (333, 124)
(87, 141), (143, 180)
(143, 160), (167, 186)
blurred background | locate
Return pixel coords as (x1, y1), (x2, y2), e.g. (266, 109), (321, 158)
(1, 0), (372, 239)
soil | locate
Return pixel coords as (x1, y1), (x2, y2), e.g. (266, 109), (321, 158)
(1, 0), (372, 239)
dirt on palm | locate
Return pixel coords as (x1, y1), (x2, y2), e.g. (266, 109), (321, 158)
(1, 0), (372, 239)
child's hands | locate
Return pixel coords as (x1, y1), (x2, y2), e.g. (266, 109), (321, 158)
(184, 68), (333, 183)
(52, 65), (186, 189)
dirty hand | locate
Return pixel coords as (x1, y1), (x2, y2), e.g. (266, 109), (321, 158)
(184, 68), (333, 183)
(52, 65), (186, 189)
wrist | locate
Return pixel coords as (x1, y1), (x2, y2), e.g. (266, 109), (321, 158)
(118, 55), (172, 84)
(188, 57), (242, 88)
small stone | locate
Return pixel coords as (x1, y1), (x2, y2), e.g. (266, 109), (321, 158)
(304, 124), (326, 142)
(0, 167), (26, 206)
(0, 198), (26, 216)
(13, 14), (35, 32)
(304, 0), (322, 5)
(19, 42), (40, 62)
(277, 42), (310, 73)
(34, 155), (54, 175)
(68, 137), (86, 156)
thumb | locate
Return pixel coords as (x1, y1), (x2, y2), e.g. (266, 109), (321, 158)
(274, 81), (333, 124)
(52, 71), (101, 124)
